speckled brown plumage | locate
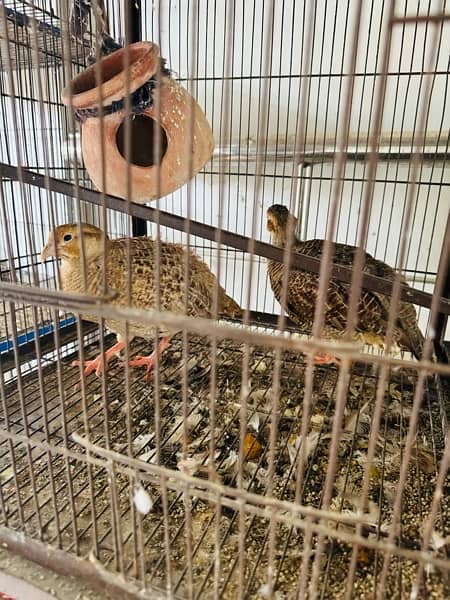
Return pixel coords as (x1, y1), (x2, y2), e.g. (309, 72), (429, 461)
(266, 205), (424, 359)
(41, 223), (242, 378)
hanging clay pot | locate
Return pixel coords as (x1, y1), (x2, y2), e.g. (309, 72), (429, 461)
(61, 42), (214, 202)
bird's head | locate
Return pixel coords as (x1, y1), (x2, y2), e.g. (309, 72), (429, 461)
(266, 204), (298, 246)
(40, 223), (109, 263)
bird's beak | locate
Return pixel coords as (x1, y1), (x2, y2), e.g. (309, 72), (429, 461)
(40, 237), (55, 262)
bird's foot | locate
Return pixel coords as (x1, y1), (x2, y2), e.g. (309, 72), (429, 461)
(312, 352), (340, 366)
(127, 355), (157, 382)
(72, 356), (105, 378)
(124, 336), (171, 383)
(72, 341), (126, 378)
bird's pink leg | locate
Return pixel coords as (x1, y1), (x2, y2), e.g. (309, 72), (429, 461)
(72, 340), (126, 377)
(127, 336), (171, 382)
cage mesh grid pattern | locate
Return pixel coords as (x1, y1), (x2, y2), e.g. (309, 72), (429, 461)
(1, 332), (448, 598)
(0, 0), (449, 599)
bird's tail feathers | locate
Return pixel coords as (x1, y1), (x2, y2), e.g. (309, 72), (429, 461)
(403, 325), (426, 362)
(433, 340), (449, 364)
(401, 326), (450, 366)
(218, 291), (243, 319)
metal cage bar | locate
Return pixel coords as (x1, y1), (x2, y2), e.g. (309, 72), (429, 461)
(0, 1), (449, 599)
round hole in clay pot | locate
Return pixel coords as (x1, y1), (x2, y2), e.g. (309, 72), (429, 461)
(116, 115), (168, 167)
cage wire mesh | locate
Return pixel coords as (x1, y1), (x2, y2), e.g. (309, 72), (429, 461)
(0, 0), (449, 598)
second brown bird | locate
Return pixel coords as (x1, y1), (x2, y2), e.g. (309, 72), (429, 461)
(266, 204), (425, 363)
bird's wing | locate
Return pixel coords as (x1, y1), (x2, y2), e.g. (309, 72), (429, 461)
(288, 239), (352, 332)
(355, 254), (424, 356)
(268, 254), (349, 334)
(109, 238), (224, 320)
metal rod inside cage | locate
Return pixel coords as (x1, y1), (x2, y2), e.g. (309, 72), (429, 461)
(0, 162), (448, 315)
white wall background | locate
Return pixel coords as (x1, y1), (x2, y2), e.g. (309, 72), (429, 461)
(0, 0), (449, 339)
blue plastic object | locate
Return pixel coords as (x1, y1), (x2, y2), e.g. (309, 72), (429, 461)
(0, 316), (77, 354)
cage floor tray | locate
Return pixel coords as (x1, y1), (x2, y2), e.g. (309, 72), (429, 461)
(0, 335), (448, 598)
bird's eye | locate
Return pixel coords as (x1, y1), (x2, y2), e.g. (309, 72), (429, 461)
(63, 234), (72, 242)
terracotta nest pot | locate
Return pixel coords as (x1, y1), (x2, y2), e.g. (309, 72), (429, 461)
(61, 42), (214, 202)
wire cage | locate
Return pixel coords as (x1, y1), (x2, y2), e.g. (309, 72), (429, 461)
(0, 1), (449, 598)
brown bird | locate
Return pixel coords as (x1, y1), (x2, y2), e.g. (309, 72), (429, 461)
(266, 204), (425, 363)
(41, 223), (242, 381)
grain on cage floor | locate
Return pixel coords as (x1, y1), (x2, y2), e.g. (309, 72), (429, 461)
(0, 333), (447, 599)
